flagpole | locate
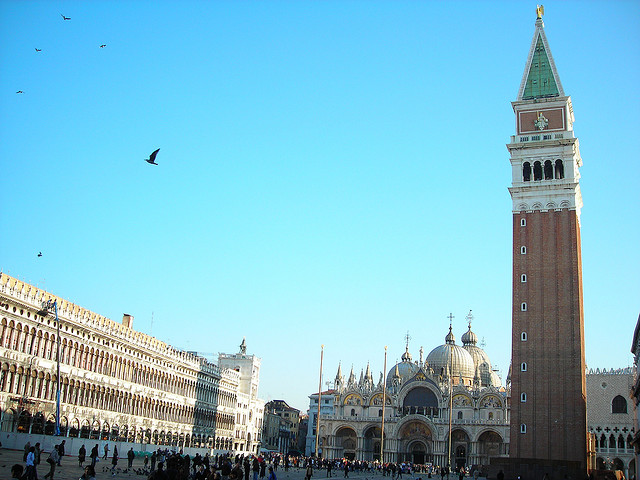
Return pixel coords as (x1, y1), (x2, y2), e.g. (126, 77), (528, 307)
(380, 346), (388, 463)
(315, 345), (324, 458)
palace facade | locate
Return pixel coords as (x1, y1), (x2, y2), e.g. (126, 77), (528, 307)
(0, 273), (264, 455)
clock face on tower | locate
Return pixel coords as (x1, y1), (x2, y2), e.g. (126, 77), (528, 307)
(534, 112), (549, 131)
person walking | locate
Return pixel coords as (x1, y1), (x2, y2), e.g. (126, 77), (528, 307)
(306, 462), (314, 480)
(90, 444), (99, 468)
(111, 445), (119, 475)
(103, 443), (109, 460)
(79, 445), (86, 468)
(151, 450), (157, 471)
(44, 445), (59, 479)
(57, 440), (65, 466)
(25, 445), (37, 480)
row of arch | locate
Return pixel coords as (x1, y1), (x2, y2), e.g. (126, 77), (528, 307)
(0, 362), (235, 430)
(0, 318), (236, 409)
(5, 409), (234, 450)
(522, 159), (564, 182)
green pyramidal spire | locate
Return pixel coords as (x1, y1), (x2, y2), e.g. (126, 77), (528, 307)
(517, 15), (564, 101)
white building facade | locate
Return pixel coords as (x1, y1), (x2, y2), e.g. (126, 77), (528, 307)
(0, 273), (263, 456)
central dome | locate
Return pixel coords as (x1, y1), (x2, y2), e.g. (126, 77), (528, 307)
(425, 326), (475, 384)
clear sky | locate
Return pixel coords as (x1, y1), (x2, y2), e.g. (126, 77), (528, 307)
(1, 1), (638, 412)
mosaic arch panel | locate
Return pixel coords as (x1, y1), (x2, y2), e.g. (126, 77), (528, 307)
(344, 394), (363, 406)
(370, 393), (392, 406)
(479, 395), (503, 408)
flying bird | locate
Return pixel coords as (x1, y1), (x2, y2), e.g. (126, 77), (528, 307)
(16, 91), (24, 94)
(145, 148), (160, 165)
(37, 252), (42, 257)
(61, 14), (71, 20)
(35, 48), (42, 52)
(100, 44), (106, 48)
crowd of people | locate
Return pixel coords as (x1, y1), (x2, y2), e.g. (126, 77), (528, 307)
(12, 443), (480, 480)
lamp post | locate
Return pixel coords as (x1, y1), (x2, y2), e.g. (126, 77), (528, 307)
(37, 299), (61, 436)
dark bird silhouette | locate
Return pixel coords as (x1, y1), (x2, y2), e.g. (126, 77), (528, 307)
(35, 48), (42, 52)
(145, 148), (160, 165)
(37, 252), (42, 257)
(16, 90), (24, 94)
(100, 44), (106, 48)
(61, 14), (71, 20)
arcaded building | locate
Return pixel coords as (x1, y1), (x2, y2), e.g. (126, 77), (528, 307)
(0, 272), (263, 455)
(586, 368), (635, 477)
(307, 321), (509, 469)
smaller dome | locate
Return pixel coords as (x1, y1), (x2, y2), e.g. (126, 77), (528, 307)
(461, 325), (478, 345)
(445, 325), (455, 345)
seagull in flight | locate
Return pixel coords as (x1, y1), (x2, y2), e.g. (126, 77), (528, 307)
(61, 14), (71, 20)
(16, 90), (24, 94)
(35, 48), (42, 52)
(37, 252), (42, 257)
(99, 44), (107, 48)
(145, 148), (160, 165)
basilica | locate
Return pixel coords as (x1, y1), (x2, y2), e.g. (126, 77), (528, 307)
(306, 320), (509, 469)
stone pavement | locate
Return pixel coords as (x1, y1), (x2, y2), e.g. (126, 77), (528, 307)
(0, 449), (401, 480)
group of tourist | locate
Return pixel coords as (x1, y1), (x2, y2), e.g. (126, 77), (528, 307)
(13, 444), (478, 480)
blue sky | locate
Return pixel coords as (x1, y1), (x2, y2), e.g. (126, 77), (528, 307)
(1, 1), (638, 412)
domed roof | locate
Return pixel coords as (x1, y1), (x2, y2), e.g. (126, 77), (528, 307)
(425, 326), (475, 382)
(464, 344), (491, 371)
(478, 361), (502, 388)
(461, 325), (478, 345)
(386, 345), (419, 384)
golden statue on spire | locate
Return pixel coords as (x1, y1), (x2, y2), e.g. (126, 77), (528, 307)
(536, 5), (545, 19)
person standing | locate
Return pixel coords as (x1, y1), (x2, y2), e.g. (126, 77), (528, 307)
(306, 461), (314, 480)
(128, 448), (135, 469)
(151, 450), (157, 471)
(79, 445), (86, 467)
(103, 443), (109, 460)
(34, 443), (41, 468)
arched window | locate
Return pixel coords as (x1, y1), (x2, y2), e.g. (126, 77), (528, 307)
(350, 408), (355, 417)
(523, 162), (531, 182)
(555, 159), (564, 179)
(544, 160), (553, 180)
(521, 362), (527, 372)
(520, 424), (526, 434)
(521, 332), (527, 341)
(618, 435), (625, 449)
(533, 161), (542, 181)
(378, 409), (382, 417)
(520, 393), (527, 402)
(612, 395), (627, 414)
(521, 274), (527, 283)
(488, 412), (494, 420)
(521, 246), (527, 254)
(520, 218), (526, 226)
(457, 411), (463, 420)
(609, 435), (615, 448)
(521, 303), (527, 312)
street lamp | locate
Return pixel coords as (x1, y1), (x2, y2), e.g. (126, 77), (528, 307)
(37, 299), (61, 436)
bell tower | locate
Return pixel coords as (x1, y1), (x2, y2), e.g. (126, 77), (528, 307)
(507, 6), (587, 476)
